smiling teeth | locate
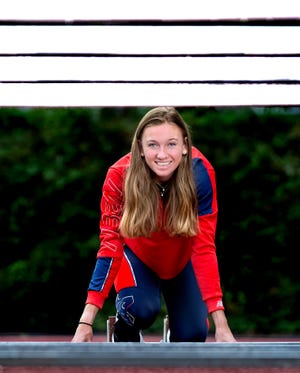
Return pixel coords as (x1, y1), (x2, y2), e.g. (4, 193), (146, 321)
(156, 162), (170, 165)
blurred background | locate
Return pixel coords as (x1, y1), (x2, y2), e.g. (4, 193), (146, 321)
(0, 106), (299, 337)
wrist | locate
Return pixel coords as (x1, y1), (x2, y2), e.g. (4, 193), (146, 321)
(78, 304), (98, 327)
(78, 321), (93, 327)
(211, 310), (229, 327)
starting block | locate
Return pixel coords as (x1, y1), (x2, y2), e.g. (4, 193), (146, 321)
(107, 315), (169, 342)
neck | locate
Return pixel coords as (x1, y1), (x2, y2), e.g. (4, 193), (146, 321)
(156, 182), (169, 198)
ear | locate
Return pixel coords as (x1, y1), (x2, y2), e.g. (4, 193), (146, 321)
(182, 137), (188, 155)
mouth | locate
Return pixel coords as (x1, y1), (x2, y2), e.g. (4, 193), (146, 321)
(155, 161), (172, 167)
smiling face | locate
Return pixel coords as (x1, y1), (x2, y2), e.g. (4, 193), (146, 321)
(140, 122), (188, 182)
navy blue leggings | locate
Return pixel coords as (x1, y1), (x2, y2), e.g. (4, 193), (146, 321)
(115, 246), (208, 342)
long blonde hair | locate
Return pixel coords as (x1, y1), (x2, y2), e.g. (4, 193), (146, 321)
(119, 107), (198, 237)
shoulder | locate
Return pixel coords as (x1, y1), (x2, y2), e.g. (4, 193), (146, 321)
(191, 146), (216, 194)
(192, 146), (214, 172)
(103, 152), (131, 189)
(191, 147), (217, 214)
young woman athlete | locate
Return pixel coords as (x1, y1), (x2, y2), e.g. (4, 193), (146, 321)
(72, 106), (236, 343)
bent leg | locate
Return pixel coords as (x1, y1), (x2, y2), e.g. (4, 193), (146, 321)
(162, 261), (208, 342)
(114, 246), (162, 341)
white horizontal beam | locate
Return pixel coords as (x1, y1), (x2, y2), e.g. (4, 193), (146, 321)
(1, 57), (299, 82)
(1, 82), (300, 107)
(1, 26), (300, 55)
(0, 1), (300, 21)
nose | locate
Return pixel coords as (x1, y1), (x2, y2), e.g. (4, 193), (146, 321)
(157, 146), (167, 158)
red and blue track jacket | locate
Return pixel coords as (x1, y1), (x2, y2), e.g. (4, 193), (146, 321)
(86, 146), (225, 314)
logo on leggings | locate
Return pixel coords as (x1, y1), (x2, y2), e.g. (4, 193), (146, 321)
(116, 295), (135, 325)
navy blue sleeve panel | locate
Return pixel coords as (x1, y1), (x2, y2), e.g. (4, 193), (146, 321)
(88, 257), (113, 292)
(192, 157), (214, 216)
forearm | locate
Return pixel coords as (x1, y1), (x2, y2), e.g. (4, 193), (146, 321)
(79, 303), (99, 325)
(210, 309), (236, 342)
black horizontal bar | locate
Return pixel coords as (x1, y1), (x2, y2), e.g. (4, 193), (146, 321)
(1, 53), (300, 58)
(1, 80), (300, 85)
(1, 19), (300, 26)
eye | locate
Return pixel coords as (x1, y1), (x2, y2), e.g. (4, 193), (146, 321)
(168, 142), (177, 147)
(148, 142), (158, 148)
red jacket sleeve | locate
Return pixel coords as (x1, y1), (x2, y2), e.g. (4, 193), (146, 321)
(86, 157), (128, 308)
(191, 147), (224, 313)
(191, 212), (224, 313)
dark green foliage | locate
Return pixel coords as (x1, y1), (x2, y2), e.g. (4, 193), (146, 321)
(0, 106), (299, 335)
(0, 108), (139, 333)
(181, 107), (300, 335)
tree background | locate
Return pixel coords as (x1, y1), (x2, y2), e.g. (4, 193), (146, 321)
(0, 107), (299, 336)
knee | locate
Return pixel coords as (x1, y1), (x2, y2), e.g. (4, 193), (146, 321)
(116, 290), (161, 329)
(134, 304), (160, 329)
